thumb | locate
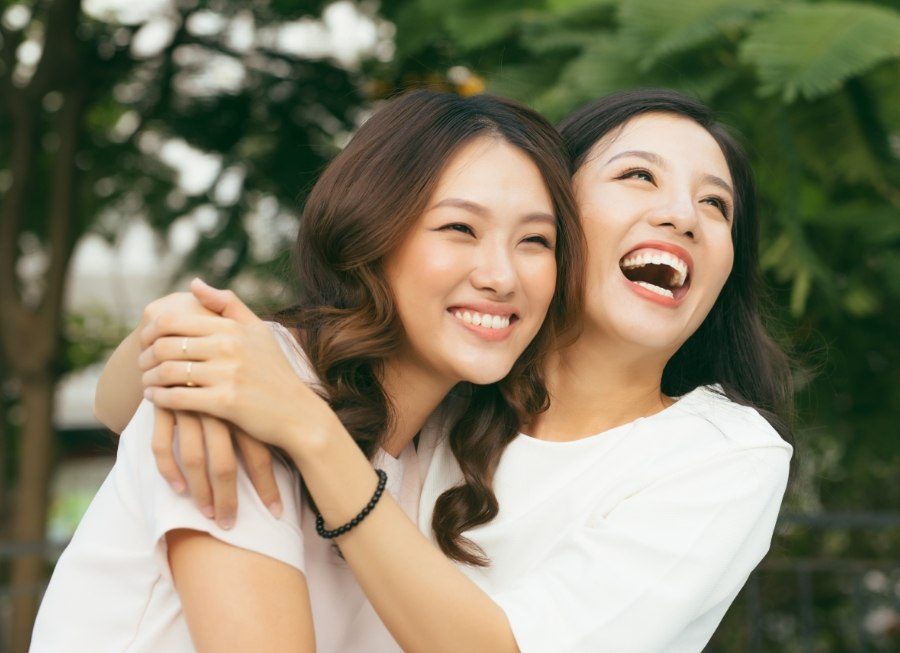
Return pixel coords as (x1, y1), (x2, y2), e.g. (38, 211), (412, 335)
(190, 278), (257, 324)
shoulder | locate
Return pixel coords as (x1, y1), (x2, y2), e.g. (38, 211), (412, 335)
(632, 385), (792, 483)
(673, 386), (790, 451)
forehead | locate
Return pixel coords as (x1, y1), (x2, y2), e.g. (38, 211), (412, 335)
(585, 112), (733, 185)
(432, 136), (553, 203)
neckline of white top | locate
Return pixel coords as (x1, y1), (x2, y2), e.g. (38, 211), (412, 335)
(514, 384), (712, 448)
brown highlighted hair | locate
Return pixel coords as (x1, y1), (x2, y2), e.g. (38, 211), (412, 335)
(277, 90), (585, 565)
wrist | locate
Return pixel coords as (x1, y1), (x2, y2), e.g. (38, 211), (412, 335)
(284, 399), (345, 469)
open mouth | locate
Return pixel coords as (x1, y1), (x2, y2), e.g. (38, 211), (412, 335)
(619, 248), (691, 300)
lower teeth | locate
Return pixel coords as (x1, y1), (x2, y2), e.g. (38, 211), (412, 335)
(633, 281), (674, 299)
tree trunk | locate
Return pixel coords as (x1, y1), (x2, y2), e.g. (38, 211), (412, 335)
(8, 374), (54, 653)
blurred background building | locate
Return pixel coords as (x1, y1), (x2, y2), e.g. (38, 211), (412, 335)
(1, 0), (898, 652)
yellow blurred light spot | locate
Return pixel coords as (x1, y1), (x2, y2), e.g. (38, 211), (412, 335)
(458, 76), (486, 96)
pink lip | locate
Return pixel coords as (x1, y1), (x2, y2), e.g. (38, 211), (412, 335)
(447, 303), (520, 342)
(619, 240), (694, 308)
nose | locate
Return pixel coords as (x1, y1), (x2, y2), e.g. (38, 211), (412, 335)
(469, 242), (517, 298)
(650, 189), (699, 239)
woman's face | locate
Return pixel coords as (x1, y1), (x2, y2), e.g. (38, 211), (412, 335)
(574, 112), (735, 357)
(385, 136), (559, 386)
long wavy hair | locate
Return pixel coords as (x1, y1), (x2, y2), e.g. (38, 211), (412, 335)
(557, 88), (793, 441)
(276, 89), (586, 565)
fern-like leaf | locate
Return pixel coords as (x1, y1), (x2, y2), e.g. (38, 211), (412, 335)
(739, 2), (900, 102)
(617, 0), (773, 71)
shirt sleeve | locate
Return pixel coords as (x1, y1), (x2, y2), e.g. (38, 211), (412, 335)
(118, 399), (306, 581)
(491, 445), (790, 653)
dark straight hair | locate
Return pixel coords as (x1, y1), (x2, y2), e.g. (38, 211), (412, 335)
(278, 89), (586, 565)
(557, 88), (793, 441)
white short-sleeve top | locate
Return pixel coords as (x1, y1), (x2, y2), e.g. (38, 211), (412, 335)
(417, 386), (792, 653)
(31, 322), (418, 653)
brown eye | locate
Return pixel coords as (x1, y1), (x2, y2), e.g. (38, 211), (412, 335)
(441, 223), (476, 236)
(617, 168), (655, 184)
(523, 235), (553, 249)
(702, 196), (731, 219)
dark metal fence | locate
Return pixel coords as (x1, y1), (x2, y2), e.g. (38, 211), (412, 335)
(2, 513), (899, 653)
(706, 513), (900, 653)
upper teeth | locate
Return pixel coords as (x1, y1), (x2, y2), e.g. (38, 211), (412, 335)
(621, 250), (689, 288)
(453, 310), (511, 329)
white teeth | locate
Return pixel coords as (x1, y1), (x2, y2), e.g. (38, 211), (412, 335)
(620, 250), (689, 289)
(452, 310), (511, 329)
(633, 281), (675, 299)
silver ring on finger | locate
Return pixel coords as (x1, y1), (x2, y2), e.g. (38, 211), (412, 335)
(185, 360), (196, 387)
(181, 337), (189, 355)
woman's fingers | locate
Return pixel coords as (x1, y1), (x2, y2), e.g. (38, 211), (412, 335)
(139, 313), (237, 350)
(151, 406), (186, 494)
(175, 411), (215, 520)
(142, 360), (218, 389)
(146, 386), (226, 423)
(202, 416), (239, 530)
(137, 334), (223, 371)
(234, 429), (283, 518)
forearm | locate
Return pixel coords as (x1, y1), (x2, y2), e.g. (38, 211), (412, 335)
(94, 326), (145, 433)
(287, 425), (518, 653)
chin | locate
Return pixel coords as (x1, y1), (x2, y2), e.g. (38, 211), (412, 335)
(455, 360), (516, 386)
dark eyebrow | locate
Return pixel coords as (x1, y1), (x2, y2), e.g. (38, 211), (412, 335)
(430, 198), (556, 227)
(606, 151), (734, 198)
(702, 174), (734, 198)
(605, 150), (666, 167)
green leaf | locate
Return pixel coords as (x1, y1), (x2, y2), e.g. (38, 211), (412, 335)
(841, 283), (880, 317)
(791, 266), (811, 315)
(739, 2), (900, 102)
(786, 91), (891, 190)
(529, 35), (642, 119)
(617, 0), (773, 70)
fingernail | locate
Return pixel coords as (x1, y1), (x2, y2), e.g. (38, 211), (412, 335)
(201, 505), (215, 519)
(219, 517), (235, 530)
(171, 480), (186, 494)
(143, 388), (153, 400)
(268, 501), (283, 518)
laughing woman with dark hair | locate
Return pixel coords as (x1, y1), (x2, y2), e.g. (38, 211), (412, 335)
(77, 89), (791, 653)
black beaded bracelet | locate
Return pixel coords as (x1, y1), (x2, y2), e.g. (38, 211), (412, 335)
(315, 469), (388, 539)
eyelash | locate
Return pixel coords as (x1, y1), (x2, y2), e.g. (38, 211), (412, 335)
(440, 223), (475, 236)
(617, 168), (732, 219)
(439, 224), (554, 248)
(702, 196), (731, 219)
(524, 235), (553, 249)
(618, 167), (655, 184)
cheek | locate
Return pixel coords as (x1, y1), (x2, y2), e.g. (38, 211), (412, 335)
(708, 229), (735, 294)
(520, 257), (557, 311)
(388, 239), (465, 309)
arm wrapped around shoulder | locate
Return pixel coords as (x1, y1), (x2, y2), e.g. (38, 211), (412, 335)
(493, 443), (791, 653)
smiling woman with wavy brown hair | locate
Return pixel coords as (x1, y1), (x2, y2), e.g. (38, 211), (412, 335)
(278, 89), (586, 565)
(33, 89), (586, 652)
